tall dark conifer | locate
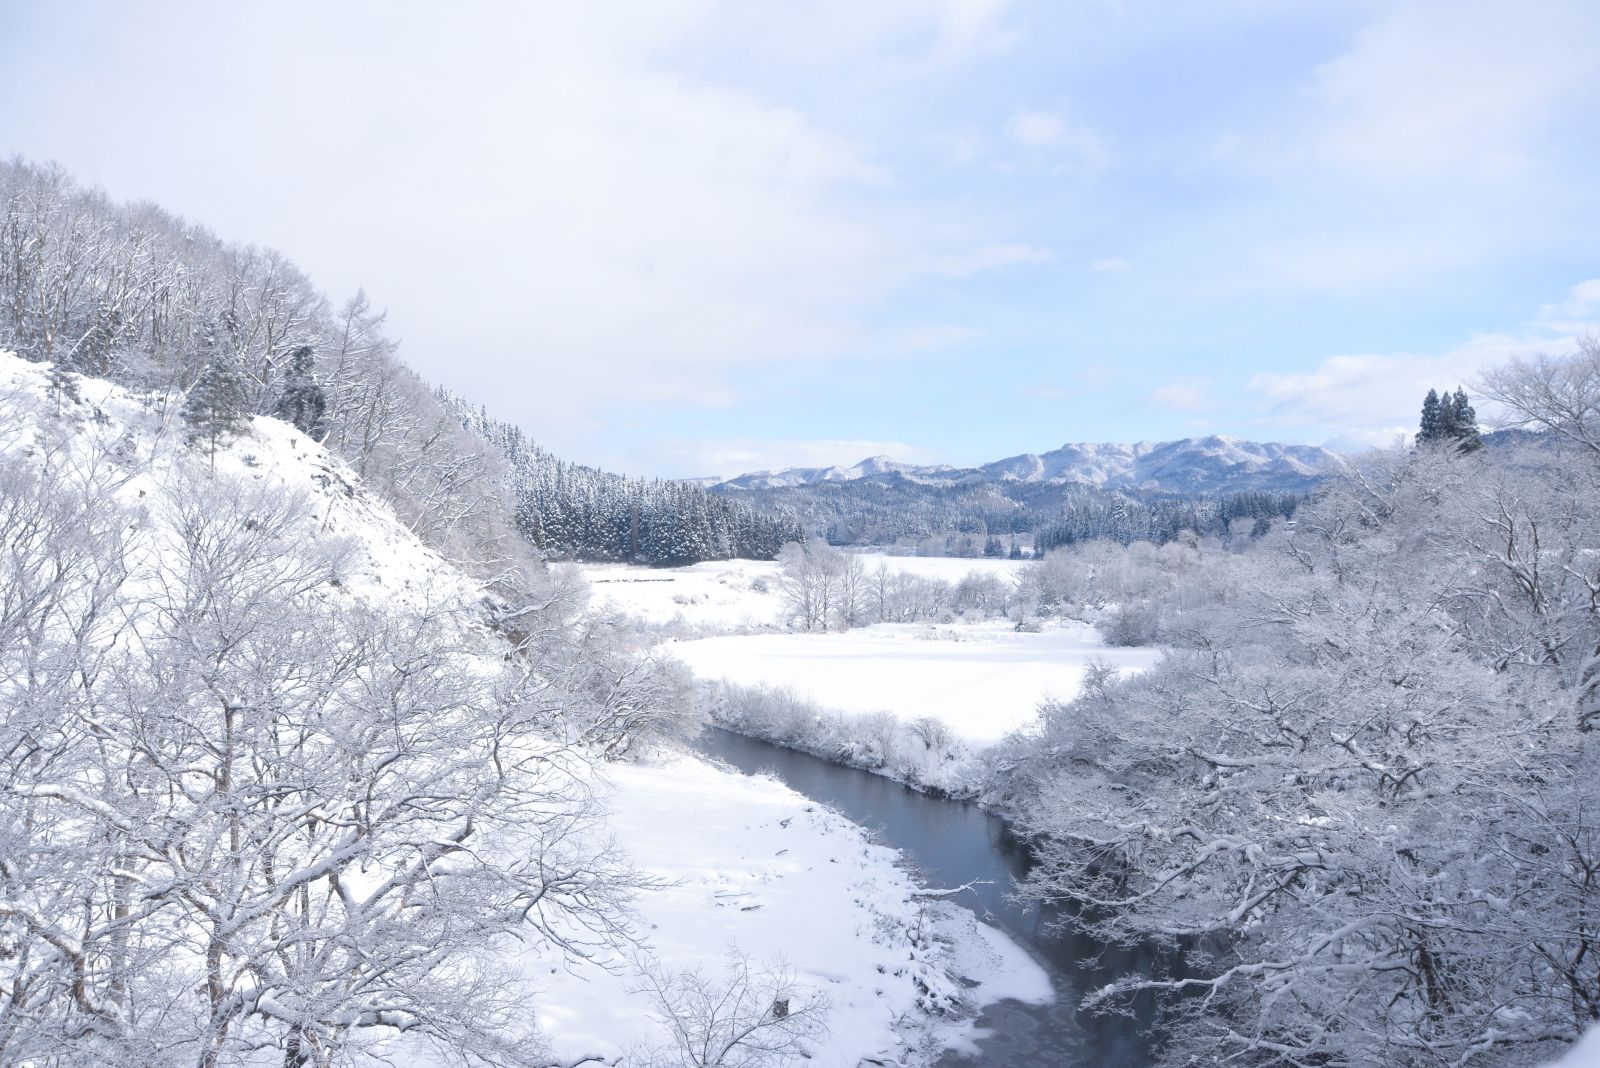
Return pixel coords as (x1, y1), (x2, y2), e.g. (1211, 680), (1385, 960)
(272, 345), (328, 440)
(1417, 389), (1444, 445)
(1449, 388), (1482, 451)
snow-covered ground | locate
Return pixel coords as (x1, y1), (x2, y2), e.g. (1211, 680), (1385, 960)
(507, 753), (1051, 1068)
(582, 555), (1159, 759)
(584, 559), (786, 628)
(583, 553), (1030, 632)
(582, 554), (1163, 795)
(669, 619), (1158, 746)
(2, 352), (1044, 1066)
(1559, 1026), (1600, 1066)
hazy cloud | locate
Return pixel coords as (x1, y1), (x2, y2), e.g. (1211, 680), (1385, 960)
(927, 242), (1053, 277)
(1148, 381), (1214, 413)
(1003, 108), (1108, 169)
(1250, 279), (1600, 440)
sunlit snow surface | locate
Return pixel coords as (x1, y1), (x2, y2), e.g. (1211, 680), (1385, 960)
(671, 620), (1159, 745)
(509, 754), (1051, 1067)
(0, 352), (1047, 1068)
(1561, 1027), (1600, 1066)
(583, 555), (1031, 632)
(584, 555), (1161, 748)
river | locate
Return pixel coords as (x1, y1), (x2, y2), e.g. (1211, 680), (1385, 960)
(694, 727), (1170, 1068)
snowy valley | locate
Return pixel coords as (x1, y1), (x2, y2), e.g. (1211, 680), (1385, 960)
(0, 349), (1047, 1067)
(4, 133), (1600, 1068)
(583, 555), (1160, 793)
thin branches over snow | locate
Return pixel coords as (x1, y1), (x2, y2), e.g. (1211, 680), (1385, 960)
(0, 382), (669, 1066)
(628, 950), (829, 1068)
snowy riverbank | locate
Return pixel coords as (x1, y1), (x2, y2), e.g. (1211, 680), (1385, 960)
(581, 557), (1160, 795)
(495, 752), (1052, 1067)
(0, 352), (1047, 1067)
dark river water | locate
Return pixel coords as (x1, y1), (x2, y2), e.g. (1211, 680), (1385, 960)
(694, 728), (1169, 1068)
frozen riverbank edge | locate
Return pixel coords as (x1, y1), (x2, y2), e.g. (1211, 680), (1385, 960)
(516, 748), (1054, 1068)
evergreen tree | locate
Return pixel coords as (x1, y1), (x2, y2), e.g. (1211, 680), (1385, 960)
(1417, 389), (1444, 444)
(1449, 387), (1482, 452)
(1437, 388), (1462, 440)
(272, 345), (328, 440)
(182, 354), (250, 462)
(46, 361), (82, 409)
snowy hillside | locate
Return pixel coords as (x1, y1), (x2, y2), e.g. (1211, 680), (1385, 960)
(713, 434), (1347, 495)
(0, 352), (1040, 1067)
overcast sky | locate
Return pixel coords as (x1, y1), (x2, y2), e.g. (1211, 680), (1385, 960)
(4, 1), (1598, 477)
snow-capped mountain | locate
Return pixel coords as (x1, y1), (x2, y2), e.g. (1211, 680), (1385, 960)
(714, 435), (1347, 496)
(717, 454), (959, 489)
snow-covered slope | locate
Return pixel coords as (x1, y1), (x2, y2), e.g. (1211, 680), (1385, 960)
(1, 352), (1038, 1067)
(0, 350), (480, 617)
(714, 434), (1347, 495)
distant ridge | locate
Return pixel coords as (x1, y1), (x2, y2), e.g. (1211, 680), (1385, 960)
(710, 435), (1349, 497)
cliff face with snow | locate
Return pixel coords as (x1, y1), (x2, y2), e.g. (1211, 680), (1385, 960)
(714, 435), (1347, 495)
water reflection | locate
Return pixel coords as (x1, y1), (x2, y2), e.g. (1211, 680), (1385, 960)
(694, 728), (1170, 1067)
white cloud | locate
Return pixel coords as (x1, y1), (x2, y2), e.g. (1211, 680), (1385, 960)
(929, 0), (1019, 62)
(1187, 2), (1600, 294)
(1302, 0), (1600, 181)
(1005, 110), (1066, 148)
(1323, 426), (1413, 455)
(3, 2), (1030, 457)
(1148, 381), (1213, 413)
(1003, 108), (1108, 170)
(1249, 280), (1600, 440)
(657, 438), (942, 479)
(1090, 257), (1131, 272)
(1251, 344), (1517, 430)
(1537, 277), (1600, 329)
(927, 242), (1053, 277)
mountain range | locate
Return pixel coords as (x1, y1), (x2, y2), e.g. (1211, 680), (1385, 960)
(705, 435), (1350, 497)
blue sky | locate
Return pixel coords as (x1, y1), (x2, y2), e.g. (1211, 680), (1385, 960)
(4, 1), (1598, 476)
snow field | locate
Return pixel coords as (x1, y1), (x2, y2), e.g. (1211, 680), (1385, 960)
(668, 619), (1160, 747)
(580, 553), (1030, 632)
(514, 754), (1051, 1067)
(583, 553), (1162, 787)
(583, 558), (786, 628)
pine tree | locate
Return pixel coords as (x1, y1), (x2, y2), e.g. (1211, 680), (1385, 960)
(1417, 389), (1444, 445)
(46, 362), (82, 410)
(272, 345), (328, 440)
(1449, 388), (1482, 452)
(183, 354), (250, 462)
(1436, 388), (1461, 441)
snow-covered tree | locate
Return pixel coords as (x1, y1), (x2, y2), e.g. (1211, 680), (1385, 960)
(0, 405), (671, 1066)
(1417, 387), (1444, 444)
(181, 351), (250, 460)
(271, 344), (328, 440)
(990, 366), (1600, 1064)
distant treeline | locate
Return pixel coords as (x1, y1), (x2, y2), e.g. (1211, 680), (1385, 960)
(715, 471), (1302, 553)
(1033, 490), (1301, 552)
(445, 396), (803, 566)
